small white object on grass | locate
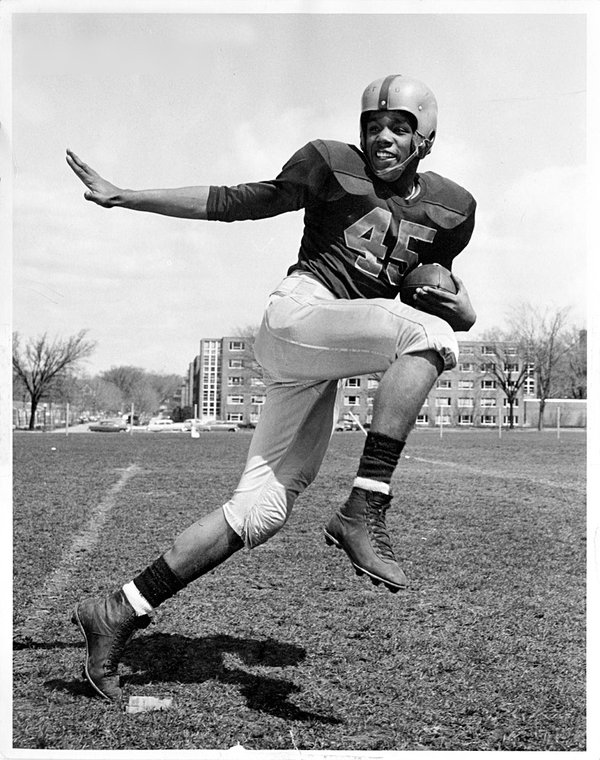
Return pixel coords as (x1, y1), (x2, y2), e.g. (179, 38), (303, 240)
(51, 447), (57, 451)
(126, 696), (173, 713)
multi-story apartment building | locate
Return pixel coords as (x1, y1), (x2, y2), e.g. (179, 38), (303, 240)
(184, 336), (539, 429)
(415, 340), (537, 429)
(184, 337), (266, 425)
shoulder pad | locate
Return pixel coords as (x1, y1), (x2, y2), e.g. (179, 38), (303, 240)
(419, 172), (476, 229)
(311, 139), (374, 195)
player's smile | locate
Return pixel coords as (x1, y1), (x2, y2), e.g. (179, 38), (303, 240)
(375, 148), (398, 166)
(364, 111), (415, 173)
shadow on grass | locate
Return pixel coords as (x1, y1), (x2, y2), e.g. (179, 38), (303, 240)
(122, 632), (341, 724)
(32, 632), (341, 724)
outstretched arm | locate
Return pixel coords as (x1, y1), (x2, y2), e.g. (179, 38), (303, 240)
(66, 149), (210, 219)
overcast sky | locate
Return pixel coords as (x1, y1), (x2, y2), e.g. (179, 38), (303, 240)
(6, 3), (589, 377)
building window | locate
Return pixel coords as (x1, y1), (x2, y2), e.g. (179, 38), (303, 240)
(480, 414), (496, 425)
(481, 379), (497, 390)
(251, 395), (265, 405)
(504, 363), (519, 372)
(503, 415), (519, 425)
(503, 398), (519, 407)
(368, 378), (380, 389)
(227, 395), (244, 405)
(458, 380), (474, 389)
(416, 414), (429, 425)
(250, 377), (264, 386)
(480, 398), (497, 407)
(458, 398), (474, 408)
(481, 363), (496, 372)
(458, 414), (473, 425)
(459, 362), (475, 372)
(228, 376), (243, 386)
(229, 341), (245, 351)
(227, 413), (244, 422)
(229, 359), (243, 369)
(345, 378), (361, 388)
(344, 395), (360, 406)
(435, 398), (451, 407)
(435, 414), (452, 426)
(436, 379), (452, 389)
(367, 395), (376, 406)
(524, 379), (536, 395)
(481, 345), (496, 355)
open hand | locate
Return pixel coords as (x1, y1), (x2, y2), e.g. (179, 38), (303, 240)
(66, 149), (122, 207)
(412, 274), (477, 332)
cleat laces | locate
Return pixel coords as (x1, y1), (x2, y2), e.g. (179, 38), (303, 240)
(106, 614), (138, 673)
(366, 498), (397, 562)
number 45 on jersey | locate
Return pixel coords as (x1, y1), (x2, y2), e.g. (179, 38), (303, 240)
(344, 208), (436, 286)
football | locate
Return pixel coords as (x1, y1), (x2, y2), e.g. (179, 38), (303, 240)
(400, 264), (457, 305)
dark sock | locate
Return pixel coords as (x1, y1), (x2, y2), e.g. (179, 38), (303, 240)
(133, 555), (186, 609)
(356, 431), (405, 485)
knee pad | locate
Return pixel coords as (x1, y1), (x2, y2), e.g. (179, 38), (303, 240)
(403, 311), (459, 371)
(223, 479), (294, 550)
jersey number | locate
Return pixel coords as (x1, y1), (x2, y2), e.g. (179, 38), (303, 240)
(344, 208), (436, 285)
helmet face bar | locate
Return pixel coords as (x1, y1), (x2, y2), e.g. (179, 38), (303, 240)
(360, 74), (438, 177)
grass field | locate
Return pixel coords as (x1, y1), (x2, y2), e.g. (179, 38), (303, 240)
(11, 427), (586, 752)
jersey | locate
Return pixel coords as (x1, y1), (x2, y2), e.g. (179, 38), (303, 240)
(207, 139), (476, 300)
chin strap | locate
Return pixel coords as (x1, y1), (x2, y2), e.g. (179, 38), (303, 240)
(370, 132), (433, 183)
(371, 145), (420, 182)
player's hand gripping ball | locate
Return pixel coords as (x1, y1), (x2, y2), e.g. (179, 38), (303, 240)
(399, 263), (457, 307)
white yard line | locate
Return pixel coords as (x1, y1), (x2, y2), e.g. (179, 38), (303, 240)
(406, 455), (585, 496)
(15, 463), (141, 639)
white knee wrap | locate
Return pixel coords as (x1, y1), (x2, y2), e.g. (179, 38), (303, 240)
(403, 311), (459, 370)
(223, 478), (293, 550)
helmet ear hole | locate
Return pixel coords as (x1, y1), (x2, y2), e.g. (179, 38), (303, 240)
(427, 130), (436, 153)
(418, 130), (435, 158)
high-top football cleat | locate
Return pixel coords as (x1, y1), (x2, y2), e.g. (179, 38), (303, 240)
(324, 487), (408, 593)
(71, 589), (151, 701)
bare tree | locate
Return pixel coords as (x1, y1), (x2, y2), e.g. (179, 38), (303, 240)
(472, 329), (534, 429)
(230, 323), (261, 374)
(101, 366), (183, 417)
(12, 331), (96, 430)
(81, 375), (124, 417)
(146, 372), (184, 407)
(553, 327), (587, 400)
(507, 304), (574, 429)
(101, 366), (159, 416)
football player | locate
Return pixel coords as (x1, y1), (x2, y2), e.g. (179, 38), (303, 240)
(67, 74), (477, 701)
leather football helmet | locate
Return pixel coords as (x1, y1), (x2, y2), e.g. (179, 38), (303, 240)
(360, 74), (438, 181)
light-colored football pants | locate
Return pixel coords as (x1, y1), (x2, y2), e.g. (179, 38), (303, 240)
(222, 272), (458, 549)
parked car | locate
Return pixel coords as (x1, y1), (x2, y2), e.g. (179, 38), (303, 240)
(88, 419), (129, 433)
(181, 418), (203, 432)
(334, 419), (360, 432)
(146, 418), (185, 432)
(193, 420), (240, 433)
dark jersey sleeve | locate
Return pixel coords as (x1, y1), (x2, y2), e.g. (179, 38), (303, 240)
(206, 143), (331, 222)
